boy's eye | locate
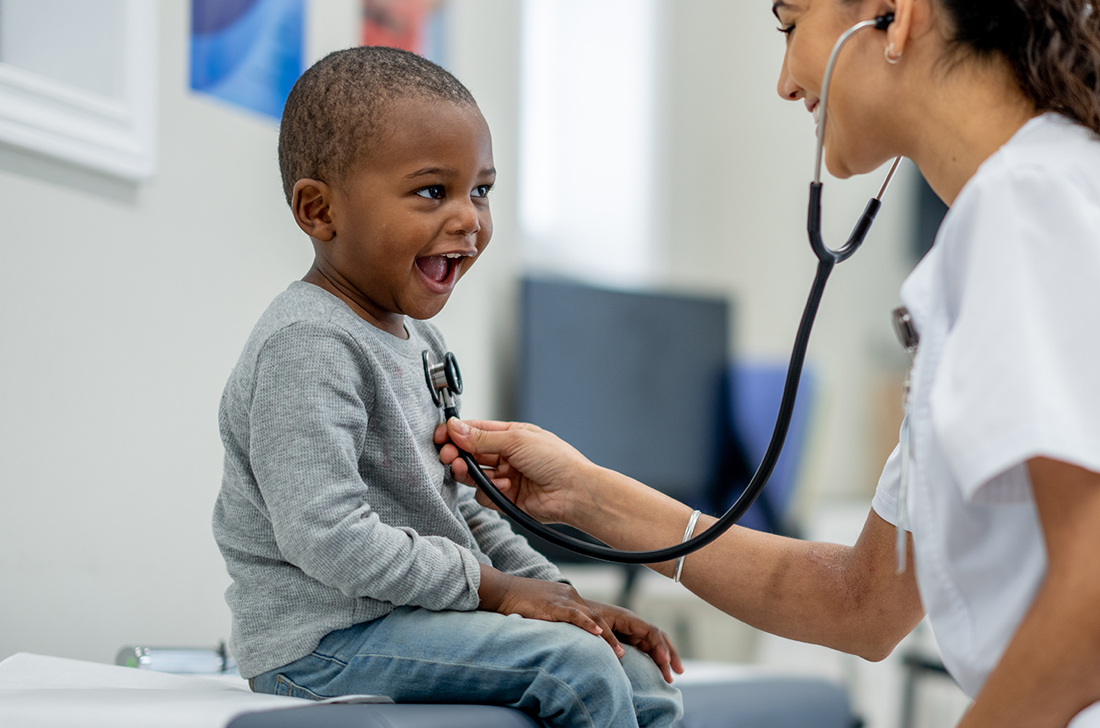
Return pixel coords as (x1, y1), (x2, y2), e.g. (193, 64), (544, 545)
(777, 24), (794, 38)
(472, 184), (493, 198)
(415, 185), (446, 200)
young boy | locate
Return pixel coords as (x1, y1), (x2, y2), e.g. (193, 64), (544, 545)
(212, 46), (683, 728)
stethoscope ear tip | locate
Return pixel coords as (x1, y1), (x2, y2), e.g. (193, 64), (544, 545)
(874, 12), (895, 31)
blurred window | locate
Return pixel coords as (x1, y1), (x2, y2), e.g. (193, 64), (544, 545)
(519, 0), (660, 286)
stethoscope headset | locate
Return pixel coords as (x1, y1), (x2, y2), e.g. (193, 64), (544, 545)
(424, 13), (902, 565)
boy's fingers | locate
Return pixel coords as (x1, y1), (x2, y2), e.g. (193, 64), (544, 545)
(560, 606), (602, 636)
(666, 632), (684, 674)
(614, 616), (680, 682)
(643, 639), (674, 683)
(649, 632), (681, 682)
(587, 611), (625, 657)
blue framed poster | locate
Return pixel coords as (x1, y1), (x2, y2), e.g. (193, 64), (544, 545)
(190, 0), (304, 120)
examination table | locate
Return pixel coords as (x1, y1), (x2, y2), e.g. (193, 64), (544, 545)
(0, 652), (857, 728)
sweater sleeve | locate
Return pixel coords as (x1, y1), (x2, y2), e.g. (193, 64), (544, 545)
(455, 488), (566, 582)
(250, 322), (482, 611)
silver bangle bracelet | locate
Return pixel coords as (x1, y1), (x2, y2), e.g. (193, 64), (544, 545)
(673, 510), (702, 584)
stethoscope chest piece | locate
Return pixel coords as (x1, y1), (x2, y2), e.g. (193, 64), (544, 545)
(422, 350), (463, 413)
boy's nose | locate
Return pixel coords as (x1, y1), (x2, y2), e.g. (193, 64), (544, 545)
(448, 199), (481, 236)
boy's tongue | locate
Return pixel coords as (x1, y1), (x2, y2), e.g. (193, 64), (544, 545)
(416, 255), (449, 283)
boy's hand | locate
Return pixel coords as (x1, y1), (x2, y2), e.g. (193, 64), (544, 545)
(477, 566), (683, 683)
(586, 600), (684, 684)
(478, 565), (625, 658)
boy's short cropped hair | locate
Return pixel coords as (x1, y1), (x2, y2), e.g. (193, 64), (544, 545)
(278, 46), (476, 206)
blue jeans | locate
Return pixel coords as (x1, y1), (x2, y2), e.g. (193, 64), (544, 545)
(251, 607), (683, 728)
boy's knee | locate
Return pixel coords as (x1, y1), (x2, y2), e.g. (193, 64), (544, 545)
(619, 646), (684, 728)
(525, 622), (631, 687)
(559, 626), (626, 669)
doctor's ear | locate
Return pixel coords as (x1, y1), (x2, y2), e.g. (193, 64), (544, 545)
(883, 0), (936, 59)
(292, 178), (337, 242)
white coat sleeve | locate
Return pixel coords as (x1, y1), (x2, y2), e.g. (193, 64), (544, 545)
(930, 167), (1100, 500)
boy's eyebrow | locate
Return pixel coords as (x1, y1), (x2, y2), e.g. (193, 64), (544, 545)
(406, 166), (497, 179)
(772, 0), (794, 21)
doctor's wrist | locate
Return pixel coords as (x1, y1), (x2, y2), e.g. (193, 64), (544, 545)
(564, 464), (638, 533)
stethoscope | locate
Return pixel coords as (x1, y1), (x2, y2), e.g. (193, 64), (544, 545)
(425, 13), (902, 565)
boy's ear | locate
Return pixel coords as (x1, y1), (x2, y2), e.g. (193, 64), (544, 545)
(291, 178), (337, 241)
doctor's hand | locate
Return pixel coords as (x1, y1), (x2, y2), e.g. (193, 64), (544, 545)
(434, 419), (599, 525)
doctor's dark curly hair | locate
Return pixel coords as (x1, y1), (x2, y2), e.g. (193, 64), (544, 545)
(937, 0), (1100, 134)
(278, 46), (476, 206)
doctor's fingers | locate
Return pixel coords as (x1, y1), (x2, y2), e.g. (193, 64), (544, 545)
(456, 419), (544, 433)
(446, 418), (587, 484)
(473, 475), (523, 510)
(438, 440), (502, 471)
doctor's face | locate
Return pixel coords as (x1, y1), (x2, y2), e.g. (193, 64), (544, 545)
(773, 0), (900, 178)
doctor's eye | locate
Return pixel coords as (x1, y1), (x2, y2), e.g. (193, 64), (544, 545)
(472, 183), (494, 198)
(777, 24), (795, 38)
(415, 185), (446, 200)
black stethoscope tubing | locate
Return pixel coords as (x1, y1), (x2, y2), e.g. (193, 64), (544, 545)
(437, 13), (900, 565)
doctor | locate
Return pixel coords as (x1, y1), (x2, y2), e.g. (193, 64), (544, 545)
(438, 0), (1100, 726)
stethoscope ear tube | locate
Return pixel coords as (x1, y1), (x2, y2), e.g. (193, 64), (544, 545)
(810, 183), (885, 265)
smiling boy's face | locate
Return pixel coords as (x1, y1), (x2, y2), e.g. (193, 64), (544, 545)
(299, 96), (495, 337)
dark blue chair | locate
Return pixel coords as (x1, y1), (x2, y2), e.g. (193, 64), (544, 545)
(714, 362), (815, 537)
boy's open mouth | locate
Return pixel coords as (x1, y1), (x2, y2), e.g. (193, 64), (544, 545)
(415, 254), (464, 286)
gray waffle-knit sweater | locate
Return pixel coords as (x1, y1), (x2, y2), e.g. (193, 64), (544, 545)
(213, 282), (564, 678)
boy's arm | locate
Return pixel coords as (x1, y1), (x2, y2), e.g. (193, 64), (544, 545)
(250, 323), (482, 611)
(456, 489), (567, 582)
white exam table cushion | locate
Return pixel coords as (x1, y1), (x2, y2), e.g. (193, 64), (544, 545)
(0, 652), (307, 728)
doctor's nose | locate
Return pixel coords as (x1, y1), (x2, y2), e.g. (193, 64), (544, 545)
(777, 57), (803, 101)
